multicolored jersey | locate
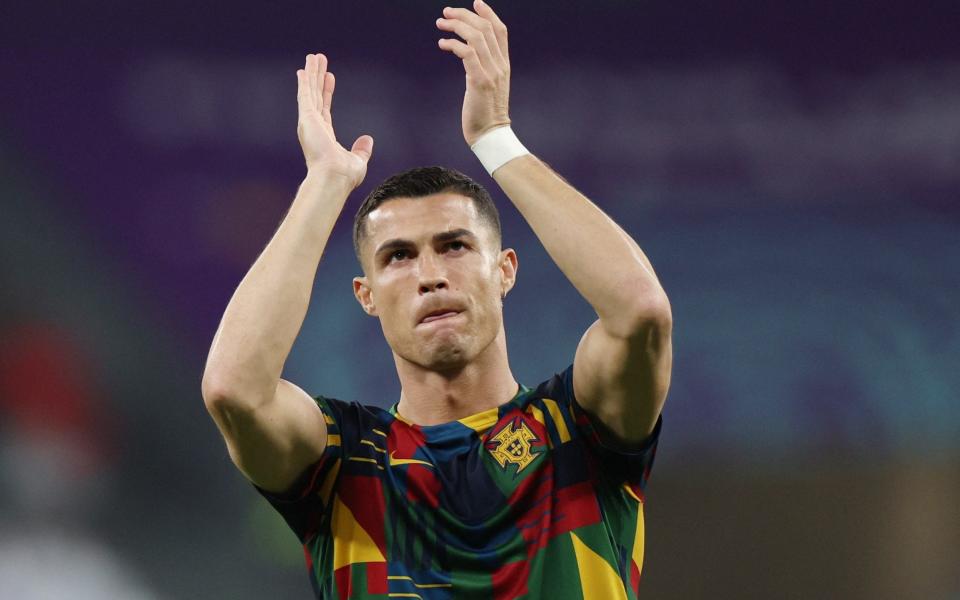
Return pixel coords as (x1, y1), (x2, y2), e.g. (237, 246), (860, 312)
(255, 365), (662, 599)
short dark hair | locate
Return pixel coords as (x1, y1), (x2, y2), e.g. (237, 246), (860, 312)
(353, 166), (502, 268)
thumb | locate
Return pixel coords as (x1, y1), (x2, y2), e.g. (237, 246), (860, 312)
(351, 135), (374, 163)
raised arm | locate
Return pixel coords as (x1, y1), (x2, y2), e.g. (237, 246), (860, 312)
(200, 53), (374, 492)
(437, 1), (672, 444)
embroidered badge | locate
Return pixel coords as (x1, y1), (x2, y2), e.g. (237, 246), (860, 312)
(485, 416), (544, 475)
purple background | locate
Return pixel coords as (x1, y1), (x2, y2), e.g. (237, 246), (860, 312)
(1, 1), (958, 598)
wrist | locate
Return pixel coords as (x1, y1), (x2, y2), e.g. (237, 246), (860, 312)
(470, 125), (530, 176)
(304, 168), (357, 192)
(295, 171), (355, 209)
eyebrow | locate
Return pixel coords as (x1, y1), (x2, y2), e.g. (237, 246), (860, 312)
(374, 228), (478, 259)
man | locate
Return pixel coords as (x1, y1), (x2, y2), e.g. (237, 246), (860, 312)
(201, 1), (672, 597)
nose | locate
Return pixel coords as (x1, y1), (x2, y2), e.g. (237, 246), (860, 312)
(417, 253), (448, 295)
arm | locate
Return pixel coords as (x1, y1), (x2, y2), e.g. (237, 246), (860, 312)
(201, 53), (374, 492)
(437, 1), (672, 444)
(495, 156), (672, 444)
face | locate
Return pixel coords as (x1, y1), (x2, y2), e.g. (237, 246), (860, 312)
(353, 193), (518, 373)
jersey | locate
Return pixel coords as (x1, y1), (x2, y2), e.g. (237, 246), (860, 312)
(254, 365), (662, 599)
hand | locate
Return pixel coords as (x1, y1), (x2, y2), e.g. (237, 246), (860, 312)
(296, 53), (374, 189)
(436, 0), (511, 147)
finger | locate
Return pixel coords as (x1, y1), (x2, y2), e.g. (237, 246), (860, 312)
(441, 5), (505, 66)
(472, 0), (508, 58)
(351, 134), (374, 163)
(322, 71), (335, 121)
(296, 68), (312, 115)
(299, 57), (317, 115)
(314, 53), (328, 113)
(437, 37), (487, 80)
(306, 54), (318, 113)
(436, 16), (497, 75)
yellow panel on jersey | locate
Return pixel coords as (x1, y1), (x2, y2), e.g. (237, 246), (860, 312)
(570, 531), (629, 600)
(632, 503), (645, 579)
(541, 397), (572, 443)
(318, 459), (341, 508)
(457, 405), (500, 433)
(331, 495), (385, 570)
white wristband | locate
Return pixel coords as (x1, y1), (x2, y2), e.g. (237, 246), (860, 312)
(470, 125), (530, 176)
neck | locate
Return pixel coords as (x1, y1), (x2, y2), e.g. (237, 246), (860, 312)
(393, 325), (518, 426)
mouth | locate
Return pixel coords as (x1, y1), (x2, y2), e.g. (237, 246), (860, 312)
(419, 310), (462, 325)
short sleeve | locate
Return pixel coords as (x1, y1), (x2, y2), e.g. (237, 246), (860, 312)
(545, 364), (662, 496)
(251, 395), (350, 543)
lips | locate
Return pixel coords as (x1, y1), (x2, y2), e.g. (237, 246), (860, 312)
(421, 311), (459, 323)
(417, 306), (464, 325)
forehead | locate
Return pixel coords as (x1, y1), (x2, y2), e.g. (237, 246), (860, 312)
(364, 193), (483, 245)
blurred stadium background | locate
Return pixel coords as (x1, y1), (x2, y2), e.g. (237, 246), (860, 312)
(1, 1), (958, 598)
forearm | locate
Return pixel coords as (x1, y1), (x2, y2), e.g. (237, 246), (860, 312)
(493, 153), (670, 336)
(201, 171), (352, 407)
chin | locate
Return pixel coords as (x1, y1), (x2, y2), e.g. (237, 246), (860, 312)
(396, 320), (497, 372)
(422, 344), (470, 373)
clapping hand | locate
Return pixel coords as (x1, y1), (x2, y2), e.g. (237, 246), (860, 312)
(296, 53), (374, 188)
(436, 0), (512, 147)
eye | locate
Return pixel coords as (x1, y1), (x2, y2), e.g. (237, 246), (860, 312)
(446, 241), (466, 252)
(388, 249), (410, 263)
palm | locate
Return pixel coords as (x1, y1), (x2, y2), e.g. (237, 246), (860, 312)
(436, 2), (512, 147)
(296, 53), (373, 188)
(461, 81), (510, 146)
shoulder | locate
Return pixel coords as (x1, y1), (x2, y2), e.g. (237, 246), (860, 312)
(504, 365), (578, 447)
(517, 364), (575, 413)
(530, 364), (575, 401)
(523, 364), (663, 456)
(314, 395), (389, 420)
(312, 395), (394, 447)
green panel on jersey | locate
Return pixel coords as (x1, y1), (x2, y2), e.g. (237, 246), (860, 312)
(528, 531), (584, 599)
(448, 567), (492, 600)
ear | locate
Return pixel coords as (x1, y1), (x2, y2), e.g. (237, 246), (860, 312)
(498, 248), (518, 299)
(353, 276), (379, 316)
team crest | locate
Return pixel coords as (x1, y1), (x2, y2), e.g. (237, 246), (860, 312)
(485, 416), (544, 475)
